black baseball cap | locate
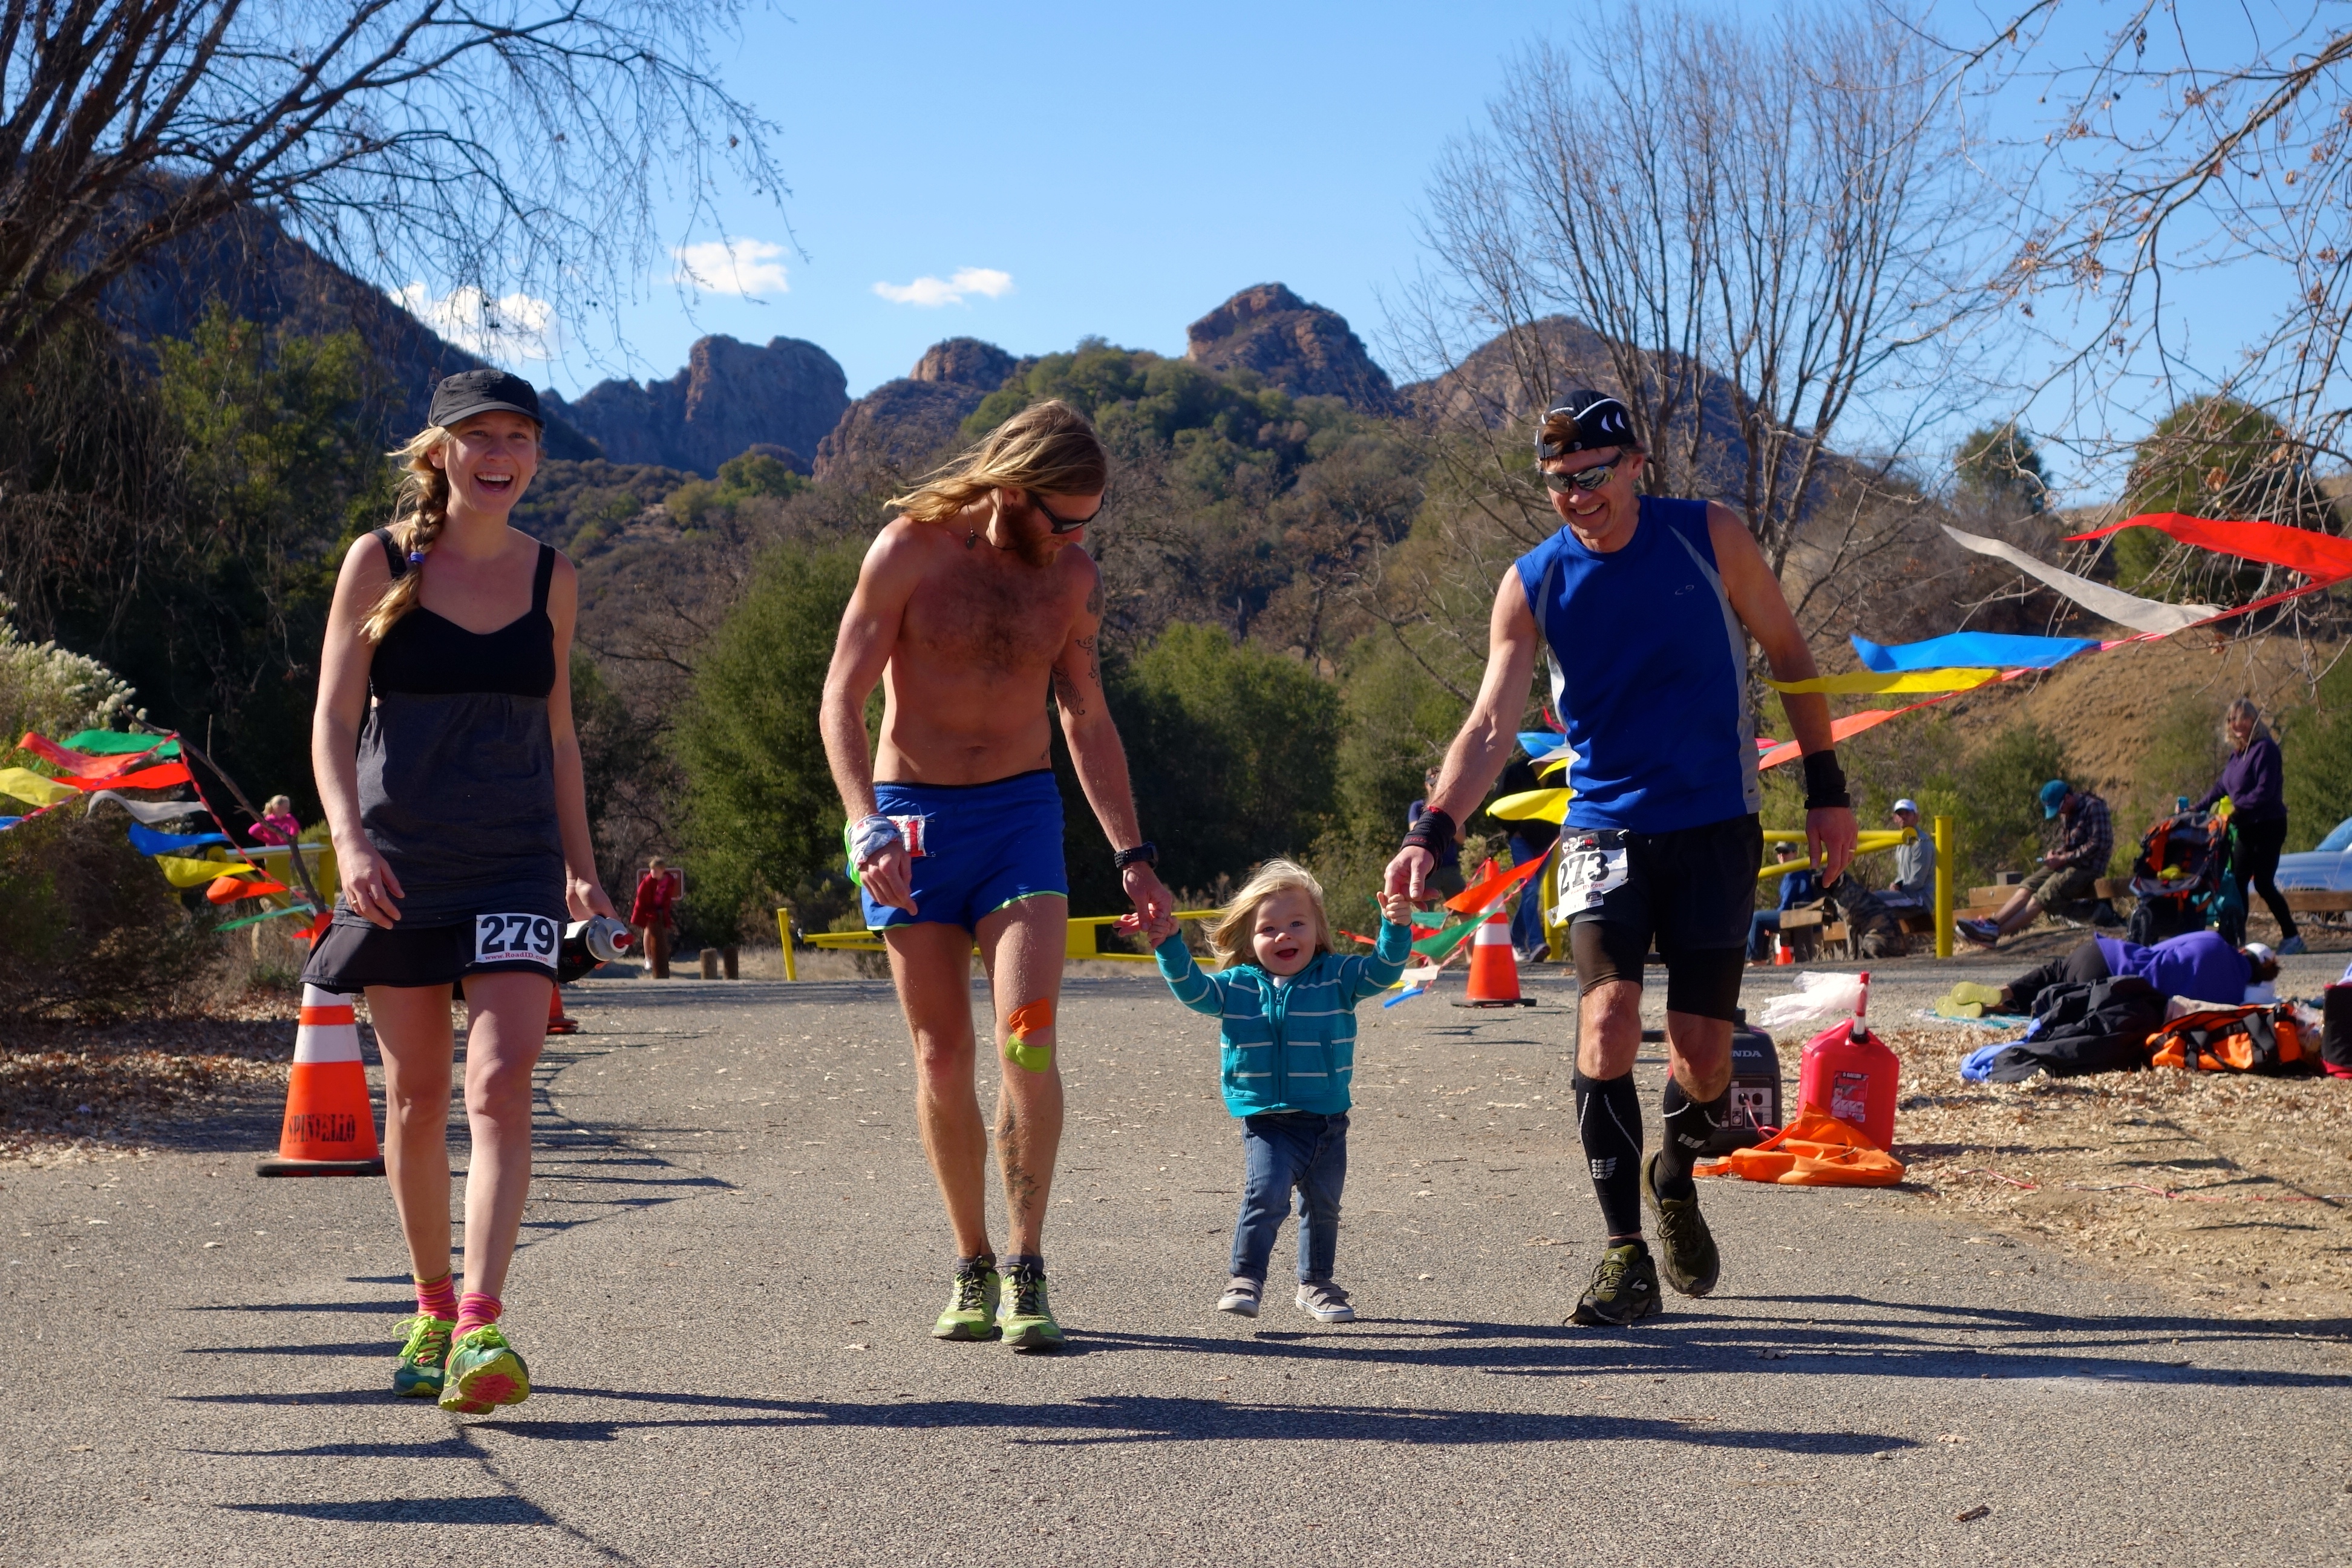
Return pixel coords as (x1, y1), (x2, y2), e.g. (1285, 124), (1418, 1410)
(1537, 390), (1639, 459)
(428, 367), (543, 430)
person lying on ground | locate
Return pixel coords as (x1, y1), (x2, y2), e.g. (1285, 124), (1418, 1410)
(1956, 779), (2112, 947)
(1134, 862), (1411, 1327)
(1953, 932), (2279, 1018)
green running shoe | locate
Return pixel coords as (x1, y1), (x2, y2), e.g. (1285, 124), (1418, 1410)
(1642, 1151), (1722, 1298)
(998, 1259), (1064, 1353)
(932, 1258), (1002, 1341)
(1569, 1239), (1661, 1327)
(392, 1315), (453, 1400)
(439, 1324), (531, 1415)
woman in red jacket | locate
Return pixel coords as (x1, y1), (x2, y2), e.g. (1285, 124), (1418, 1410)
(630, 857), (680, 977)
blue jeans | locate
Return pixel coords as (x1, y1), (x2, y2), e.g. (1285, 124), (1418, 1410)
(1508, 834), (1552, 958)
(1748, 909), (1783, 961)
(1232, 1112), (1348, 1284)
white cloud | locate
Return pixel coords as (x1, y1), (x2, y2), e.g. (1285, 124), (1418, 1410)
(872, 267), (1015, 307)
(390, 283), (559, 363)
(671, 238), (791, 297)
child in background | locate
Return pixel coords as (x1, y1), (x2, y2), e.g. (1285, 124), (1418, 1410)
(249, 794), (301, 846)
(1137, 860), (1413, 1323)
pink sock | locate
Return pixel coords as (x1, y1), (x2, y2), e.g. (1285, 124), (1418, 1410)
(414, 1273), (458, 1322)
(454, 1292), (502, 1339)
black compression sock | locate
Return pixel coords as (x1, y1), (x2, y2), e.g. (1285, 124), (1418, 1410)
(1657, 1079), (1731, 1201)
(1572, 1070), (1645, 1237)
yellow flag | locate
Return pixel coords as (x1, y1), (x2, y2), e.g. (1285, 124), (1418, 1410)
(155, 854), (261, 889)
(0, 767), (75, 806)
(1764, 668), (2001, 696)
(1489, 788), (1572, 823)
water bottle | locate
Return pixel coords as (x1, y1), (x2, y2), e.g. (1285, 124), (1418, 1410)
(556, 916), (635, 981)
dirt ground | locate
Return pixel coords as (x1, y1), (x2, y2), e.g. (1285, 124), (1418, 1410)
(0, 1012), (291, 1166)
(1868, 1020), (2352, 1324)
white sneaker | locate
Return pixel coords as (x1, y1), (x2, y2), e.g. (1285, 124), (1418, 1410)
(1295, 1281), (1356, 1322)
(1217, 1276), (1261, 1317)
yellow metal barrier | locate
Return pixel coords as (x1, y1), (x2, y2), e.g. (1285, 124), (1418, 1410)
(1758, 827), (1913, 882)
(777, 907), (1226, 976)
(1933, 814), (1953, 960)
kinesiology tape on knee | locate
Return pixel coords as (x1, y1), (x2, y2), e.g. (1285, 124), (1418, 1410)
(1572, 1070), (1645, 1237)
(1002, 998), (1054, 1073)
(1656, 1078), (1730, 1200)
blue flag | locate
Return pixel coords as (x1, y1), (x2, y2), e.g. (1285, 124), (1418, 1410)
(1853, 631), (2097, 673)
(126, 823), (230, 856)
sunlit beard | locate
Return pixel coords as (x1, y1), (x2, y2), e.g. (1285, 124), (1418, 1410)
(1011, 529), (1059, 568)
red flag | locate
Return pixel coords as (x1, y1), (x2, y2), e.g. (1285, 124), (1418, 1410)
(1444, 852), (1550, 915)
(2066, 514), (2352, 582)
(17, 732), (162, 779)
(54, 761), (192, 792)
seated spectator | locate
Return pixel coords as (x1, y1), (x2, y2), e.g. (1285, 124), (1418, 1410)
(1975, 932), (2278, 1016)
(1748, 842), (1818, 964)
(1410, 768), (1466, 900)
(1490, 753), (1561, 962)
(1877, 799), (1935, 909)
(248, 793), (301, 846)
(1955, 779), (2111, 948)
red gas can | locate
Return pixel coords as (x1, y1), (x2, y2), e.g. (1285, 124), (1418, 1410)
(1796, 971), (1900, 1151)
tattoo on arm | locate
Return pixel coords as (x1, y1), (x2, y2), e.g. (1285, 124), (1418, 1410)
(1085, 580), (1103, 619)
(1076, 634), (1100, 688)
(1051, 665), (1086, 717)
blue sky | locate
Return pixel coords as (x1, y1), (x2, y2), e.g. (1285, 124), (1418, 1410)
(389, 2), (2306, 500)
(514, 1), (1542, 399)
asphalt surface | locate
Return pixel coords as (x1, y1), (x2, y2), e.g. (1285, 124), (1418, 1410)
(5, 955), (2350, 1567)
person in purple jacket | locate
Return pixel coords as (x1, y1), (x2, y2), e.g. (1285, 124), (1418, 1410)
(1988, 931), (2280, 1016)
(2197, 697), (2305, 954)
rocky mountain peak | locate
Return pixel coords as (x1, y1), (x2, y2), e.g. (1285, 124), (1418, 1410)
(910, 338), (1016, 390)
(549, 334), (848, 477)
(1184, 283), (1396, 413)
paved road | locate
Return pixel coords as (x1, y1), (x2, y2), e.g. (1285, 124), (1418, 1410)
(4, 962), (2348, 1567)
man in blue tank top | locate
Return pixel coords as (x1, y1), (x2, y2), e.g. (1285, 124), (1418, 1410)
(1385, 391), (1857, 1326)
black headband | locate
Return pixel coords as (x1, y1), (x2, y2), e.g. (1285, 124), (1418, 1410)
(1537, 393), (1637, 460)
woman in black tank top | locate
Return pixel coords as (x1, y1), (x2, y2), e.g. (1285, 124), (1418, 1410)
(305, 370), (618, 1416)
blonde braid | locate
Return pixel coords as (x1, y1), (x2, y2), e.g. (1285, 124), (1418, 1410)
(359, 426), (454, 644)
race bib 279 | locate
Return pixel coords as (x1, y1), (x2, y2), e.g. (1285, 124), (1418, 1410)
(474, 913), (559, 967)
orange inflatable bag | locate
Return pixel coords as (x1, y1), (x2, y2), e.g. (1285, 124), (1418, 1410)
(1694, 1107), (1904, 1187)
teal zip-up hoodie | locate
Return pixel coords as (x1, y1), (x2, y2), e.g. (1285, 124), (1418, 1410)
(1153, 920), (1411, 1117)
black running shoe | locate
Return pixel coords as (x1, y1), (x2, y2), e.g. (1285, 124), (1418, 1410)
(1642, 1150), (1721, 1297)
(1569, 1239), (1661, 1326)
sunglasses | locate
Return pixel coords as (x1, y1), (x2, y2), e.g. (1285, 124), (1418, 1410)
(1543, 460), (1618, 495)
(1029, 491), (1103, 533)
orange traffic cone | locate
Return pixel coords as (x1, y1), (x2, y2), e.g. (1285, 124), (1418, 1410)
(257, 985), (385, 1177)
(1774, 933), (1794, 965)
(546, 984), (579, 1036)
(1454, 907), (1537, 1008)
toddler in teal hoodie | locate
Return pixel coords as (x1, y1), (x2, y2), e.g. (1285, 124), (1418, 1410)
(1137, 858), (1412, 1323)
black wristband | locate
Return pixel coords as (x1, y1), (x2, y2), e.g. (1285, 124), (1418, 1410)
(1801, 749), (1851, 811)
(1113, 841), (1158, 871)
(1402, 808), (1457, 856)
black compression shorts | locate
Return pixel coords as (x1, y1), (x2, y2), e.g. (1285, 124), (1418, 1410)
(1566, 813), (1760, 1022)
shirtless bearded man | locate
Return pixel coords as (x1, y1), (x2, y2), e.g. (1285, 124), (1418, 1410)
(822, 400), (1174, 1352)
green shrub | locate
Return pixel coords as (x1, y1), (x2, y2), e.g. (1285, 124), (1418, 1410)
(2282, 658), (2352, 851)
(0, 808), (215, 1018)
(671, 540), (865, 943)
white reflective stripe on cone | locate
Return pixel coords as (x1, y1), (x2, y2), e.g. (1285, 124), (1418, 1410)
(1474, 913), (1511, 943)
(294, 982), (363, 1065)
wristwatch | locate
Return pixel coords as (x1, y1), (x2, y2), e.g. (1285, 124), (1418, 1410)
(1112, 842), (1159, 871)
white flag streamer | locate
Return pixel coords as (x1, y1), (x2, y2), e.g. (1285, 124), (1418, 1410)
(83, 789), (208, 825)
(1942, 524), (2220, 635)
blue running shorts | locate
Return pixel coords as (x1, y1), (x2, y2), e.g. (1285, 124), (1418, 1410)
(858, 769), (1068, 933)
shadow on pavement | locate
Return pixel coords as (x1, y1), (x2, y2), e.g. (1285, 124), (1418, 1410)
(217, 1495), (554, 1526)
(198, 1386), (1914, 1454)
